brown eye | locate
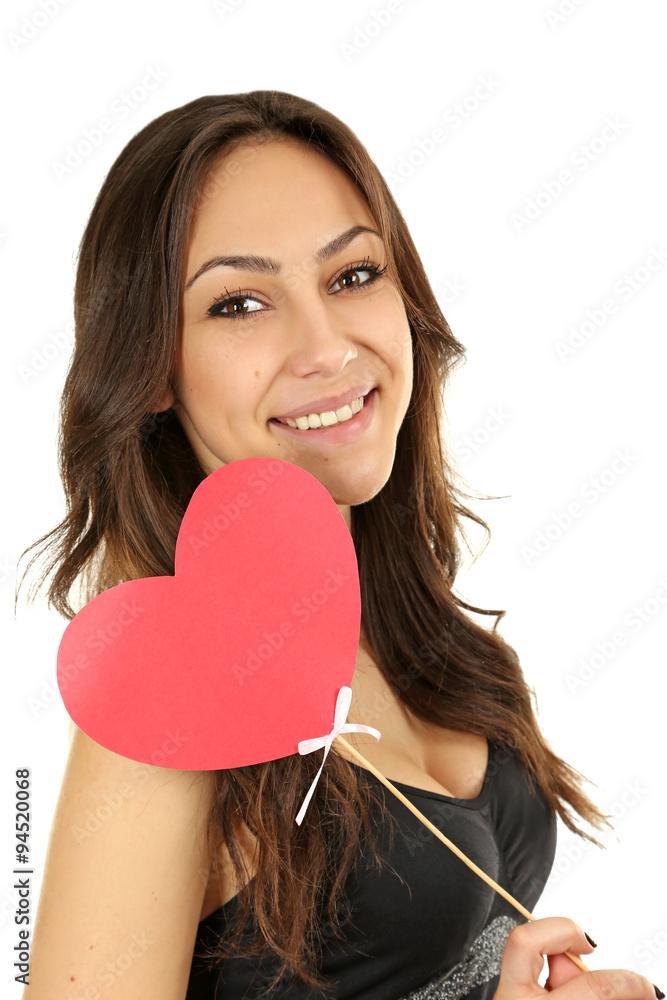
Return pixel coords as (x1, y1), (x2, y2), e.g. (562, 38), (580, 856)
(226, 299), (250, 315)
(330, 262), (385, 294)
(207, 292), (266, 320)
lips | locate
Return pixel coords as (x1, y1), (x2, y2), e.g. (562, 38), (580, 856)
(270, 387), (377, 443)
(274, 389), (366, 427)
(273, 384), (375, 422)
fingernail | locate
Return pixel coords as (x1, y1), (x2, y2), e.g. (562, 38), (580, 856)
(652, 985), (664, 999)
(584, 932), (597, 948)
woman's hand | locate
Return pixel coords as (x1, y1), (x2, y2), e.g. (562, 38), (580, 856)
(494, 917), (661, 1000)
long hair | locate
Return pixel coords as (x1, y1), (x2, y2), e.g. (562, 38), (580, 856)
(16, 90), (610, 991)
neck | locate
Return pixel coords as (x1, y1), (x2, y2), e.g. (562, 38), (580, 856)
(337, 503), (352, 533)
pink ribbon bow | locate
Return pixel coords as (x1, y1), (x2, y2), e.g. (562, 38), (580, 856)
(295, 685), (381, 826)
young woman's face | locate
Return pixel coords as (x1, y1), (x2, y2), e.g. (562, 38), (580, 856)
(164, 138), (413, 520)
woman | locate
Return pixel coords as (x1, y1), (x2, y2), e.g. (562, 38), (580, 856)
(18, 90), (659, 1000)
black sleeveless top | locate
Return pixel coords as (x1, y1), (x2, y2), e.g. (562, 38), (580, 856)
(186, 742), (557, 1000)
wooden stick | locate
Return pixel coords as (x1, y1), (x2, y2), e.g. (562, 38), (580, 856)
(336, 736), (589, 975)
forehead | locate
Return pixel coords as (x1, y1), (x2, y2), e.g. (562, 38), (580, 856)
(187, 138), (377, 265)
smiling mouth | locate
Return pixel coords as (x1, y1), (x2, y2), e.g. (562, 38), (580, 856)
(271, 392), (370, 431)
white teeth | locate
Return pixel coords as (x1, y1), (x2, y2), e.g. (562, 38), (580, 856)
(283, 394), (366, 430)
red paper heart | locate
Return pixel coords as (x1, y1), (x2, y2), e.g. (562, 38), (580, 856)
(57, 457), (361, 770)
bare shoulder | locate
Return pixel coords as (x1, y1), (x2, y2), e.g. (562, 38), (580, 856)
(23, 722), (219, 1000)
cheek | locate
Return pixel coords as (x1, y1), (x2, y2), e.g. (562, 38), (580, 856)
(175, 333), (277, 435)
(369, 302), (413, 382)
(174, 336), (236, 410)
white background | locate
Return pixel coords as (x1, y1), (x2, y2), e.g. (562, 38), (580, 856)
(2, 0), (666, 991)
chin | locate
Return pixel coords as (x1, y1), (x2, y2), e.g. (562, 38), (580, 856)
(321, 460), (393, 508)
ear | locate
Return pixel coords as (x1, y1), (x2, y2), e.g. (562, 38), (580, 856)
(151, 387), (176, 413)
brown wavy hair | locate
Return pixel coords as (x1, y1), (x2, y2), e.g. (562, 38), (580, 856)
(16, 90), (610, 992)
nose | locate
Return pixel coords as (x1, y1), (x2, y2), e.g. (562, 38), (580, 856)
(283, 285), (359, 378)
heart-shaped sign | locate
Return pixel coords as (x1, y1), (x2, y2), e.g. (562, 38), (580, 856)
(57, 457), (361, 770)
(55, 459), (562, 931)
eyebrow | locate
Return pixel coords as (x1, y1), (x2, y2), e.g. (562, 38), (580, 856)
(184, 224), (383, 291)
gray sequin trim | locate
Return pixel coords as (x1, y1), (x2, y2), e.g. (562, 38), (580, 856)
(399, 916), (519, 1000)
